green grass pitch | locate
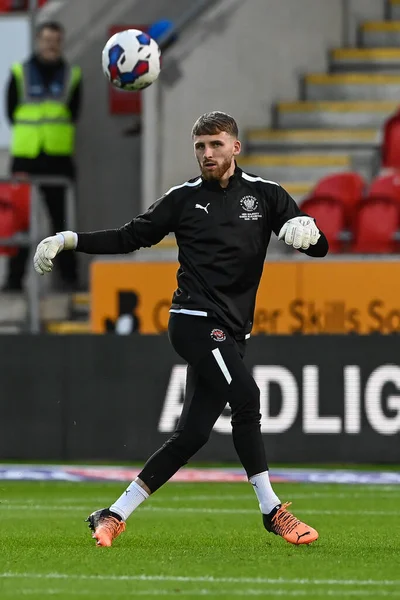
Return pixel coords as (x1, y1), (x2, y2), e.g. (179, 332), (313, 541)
(0, 480), (399, 599)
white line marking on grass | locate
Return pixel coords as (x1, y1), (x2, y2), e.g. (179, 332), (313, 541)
(0, 504), (398, 517)
(8, 588), (400, 597)
(150, 491), (400, 502)
(2, 489), (399, 507)
(1, 573), (400, 587)
(147, 492), (400, 502)
(146, 507), (400, 517)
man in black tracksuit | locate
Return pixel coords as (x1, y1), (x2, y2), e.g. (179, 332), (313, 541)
(34, 111), (328, 548)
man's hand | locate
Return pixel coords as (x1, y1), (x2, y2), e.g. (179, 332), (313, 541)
(33, 231), (77, 275)
(278, 216), (320, 250)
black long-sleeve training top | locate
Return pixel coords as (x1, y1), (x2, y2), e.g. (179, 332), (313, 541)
(77, 165), (328, 338)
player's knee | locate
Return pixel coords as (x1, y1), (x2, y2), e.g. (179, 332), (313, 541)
(188, 430), (209, 453)
(230, 380), (260, 424)
(165, 428), (209, 460)
(231, 412), (262, 429)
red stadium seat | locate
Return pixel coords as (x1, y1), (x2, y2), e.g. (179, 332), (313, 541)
(12, 182), (30, 231)
(367, 171), (400, 204)
(382, 112), (400, 169)
(0, 185), (18, 256)
(0, 205), (17, 255)
(307, 172), (366, 227)
(0, 183), (30, 256)
(300, 196), (347, 253)
(351, 198), (400, 254)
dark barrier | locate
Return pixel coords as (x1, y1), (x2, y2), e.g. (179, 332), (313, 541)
(0, 335), (399, 463)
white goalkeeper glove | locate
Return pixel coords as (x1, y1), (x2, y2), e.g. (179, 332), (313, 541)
(33, 231), (77, 275)
(278, 216), (320, 250)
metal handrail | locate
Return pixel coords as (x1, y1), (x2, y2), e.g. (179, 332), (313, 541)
(0, 176), (76, 334)
(341, 0), (350, 48)
(155, 0), (214, 53)
(385, 0), (392, 20)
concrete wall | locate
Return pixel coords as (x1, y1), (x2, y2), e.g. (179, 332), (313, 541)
(0, 1), (387, 205)
(345, 0), (386, 46)
(157, 0), (389, 192)
(0, 0), (388, 286)
(158, 0), (349, 191)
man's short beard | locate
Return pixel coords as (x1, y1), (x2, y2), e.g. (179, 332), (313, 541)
(199, 157), (233, 180)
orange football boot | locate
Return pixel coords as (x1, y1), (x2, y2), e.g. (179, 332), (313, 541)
(263, 502), (319, 545)
(86, 509), (126, 547)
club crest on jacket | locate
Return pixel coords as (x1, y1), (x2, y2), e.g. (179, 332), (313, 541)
(210, 328), (226, 342)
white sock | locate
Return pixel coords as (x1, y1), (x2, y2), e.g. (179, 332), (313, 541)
(109, 481), (149, 521)
(249, 470), (281, 515)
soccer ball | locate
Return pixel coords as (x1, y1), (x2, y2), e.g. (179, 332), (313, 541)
(102, 29), (161, 91)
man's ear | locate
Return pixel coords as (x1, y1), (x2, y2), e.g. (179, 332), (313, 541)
(233, 139), (241, 156)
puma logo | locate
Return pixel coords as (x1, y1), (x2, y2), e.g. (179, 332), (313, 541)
(195, 203), (210, 214)
(296, 531), (310, 543)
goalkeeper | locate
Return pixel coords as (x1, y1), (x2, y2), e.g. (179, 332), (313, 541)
(34, 111), (328, 548)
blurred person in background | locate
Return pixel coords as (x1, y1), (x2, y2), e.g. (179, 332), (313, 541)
(3, 20), (82, 292)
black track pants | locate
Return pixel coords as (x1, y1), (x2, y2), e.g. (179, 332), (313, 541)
(138, 313), (268, 492)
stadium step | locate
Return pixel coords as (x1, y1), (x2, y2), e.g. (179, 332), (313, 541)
(0, 292), (72, 324)
(391, 0), (400, 20)
(0, 291), (86, 332)
(70, 292), (90, 319)
(46, 320), (91, 334)
(305, 73), (400, 101)
(239, 151), (376, 183)
(276, 101), (398, 129)
(237, 153), (353, 182)
(279, 181), (315, 203)
(361, 21), (400, 48)
(331, 48), (400, 72)
(71, 292), (90, 308)
(246, 128), (381, 152)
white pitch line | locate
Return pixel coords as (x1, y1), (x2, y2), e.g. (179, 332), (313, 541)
(1, 573), (400, 587)
(6, 588), (400, 597)
(153, 491), (400, 501)
(3, 489), (400, 505)
(2, 490), (398, 507)
(144, 491), (400, 502)
(0, 504), (398, 517)
(147, 507), (400, 517)
(147, 492), (400, 503)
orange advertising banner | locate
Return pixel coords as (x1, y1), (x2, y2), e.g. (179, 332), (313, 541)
(91, 260), (400, 335)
